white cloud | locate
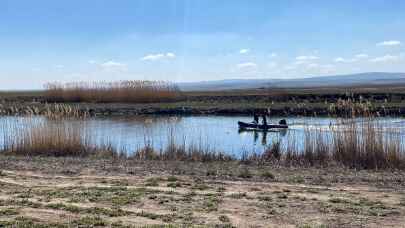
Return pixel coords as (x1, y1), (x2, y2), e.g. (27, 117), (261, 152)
(101, 61), (127, 68)
(267, 62), (278, 69)
(283, 64), (297, 71)
(320, 64), (336, 73)
(376, 40), (401, 46)
(294, 60), (307, 65)
(166, 52), (176, 58)
(141, 53), (176, 61)
(355, 54), (369, 59)
(334, 54), (369, 63)
(334, 57), (346, 63)
(98, 61), (128, 71)
(88, 60), (97, 64)
(334, 57), (356, 63)
(269, 52), (277, 58)
(369, 55), (400, 63)
(295, 55), (319, 61)
(305, 63), (335, 73)
(141, 54), (165, 61)
(239, 49), (250, 54)
(306, 63), (319, 69)
(237, 62), (257, 69)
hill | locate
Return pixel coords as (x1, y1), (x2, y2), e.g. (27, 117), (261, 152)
(178, 72), (405, 91)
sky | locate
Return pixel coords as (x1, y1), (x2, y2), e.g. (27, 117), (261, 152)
(0, 0), (404, 89)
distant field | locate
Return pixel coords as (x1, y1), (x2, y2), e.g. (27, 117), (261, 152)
(186, 83), (405, 96)
(0, 90), (43, 98)
(2, 83), (405, 100)
(1, 84), (405, 116)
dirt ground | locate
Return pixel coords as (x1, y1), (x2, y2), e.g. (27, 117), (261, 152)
(0, 156), (405, 227)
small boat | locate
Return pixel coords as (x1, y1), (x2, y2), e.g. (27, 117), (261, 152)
(238, 120), (288, 130)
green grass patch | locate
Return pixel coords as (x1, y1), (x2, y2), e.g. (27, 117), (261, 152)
(145, 177), (164, 187)
(202, 195), (221, 212)
(261, 171), (275, 179)
(328, 197), (351, 204)
(71, 216), (107, 226)
(167, 182), (182, 188)
(238, 168), (253, 179)
(0, 208), (18, 216)
(167, 176), (178, 182)
(218, 215), (230, 223)
(46, 203), (131, 217)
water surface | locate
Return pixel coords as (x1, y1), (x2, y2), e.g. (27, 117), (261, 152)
(1, 115), (405, 156)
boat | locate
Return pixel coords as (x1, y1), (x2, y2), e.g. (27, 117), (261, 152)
(238, 120), (288, 130)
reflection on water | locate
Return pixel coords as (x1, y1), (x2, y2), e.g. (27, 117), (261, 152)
(1, 115), (405, 156)
(238, 129), (288, 146)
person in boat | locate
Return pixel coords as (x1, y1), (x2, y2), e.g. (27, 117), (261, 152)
(253, 113), (259, 124)
(262, 114), (267, 126)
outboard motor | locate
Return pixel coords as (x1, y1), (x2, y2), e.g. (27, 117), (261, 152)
(279, 119), (287, 125)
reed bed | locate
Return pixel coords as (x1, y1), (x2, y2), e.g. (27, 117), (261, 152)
(330, 118), (404, 169)
(129, 142), (234, 162)
(1, 109), (404, 169)
(127, 129), (234, 162)
(254, 117), (405, 169)
(44, 80), (182, 103)
(1, 117), (113, 157)
(0, 117), (232, 161)
(106, 117), (405, 169)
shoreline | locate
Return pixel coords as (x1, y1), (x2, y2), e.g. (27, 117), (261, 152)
(1, 101), (405, 117)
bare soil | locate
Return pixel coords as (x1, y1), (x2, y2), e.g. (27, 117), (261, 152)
(0, 156), (405, 227)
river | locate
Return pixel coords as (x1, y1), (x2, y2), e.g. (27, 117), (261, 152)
(1, 115), (405, 156)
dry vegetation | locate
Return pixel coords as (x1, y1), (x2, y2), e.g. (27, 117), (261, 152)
(0, 157), (405, 227)
(0, 100), (404, 227)
(1, 83), (405, 117)
(250, 102), (405, 170)
(269, 118), (405, 170)
(44, 80), (182, 103)
(1, 107), (404, 170)
(1, 117), (113, 157)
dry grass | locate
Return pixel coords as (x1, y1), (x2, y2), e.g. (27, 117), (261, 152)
(255, 117), (405, 170)
(44, 80), (182, 103)
(0, 117), (231, 161)
(1, 117), (113, 157)
(129, 132), (234, 162)
(331, 118), (404, 169)
(1, 100), (404, 169)
(2, 162), (405, 227)
(1, 115), (404, 169)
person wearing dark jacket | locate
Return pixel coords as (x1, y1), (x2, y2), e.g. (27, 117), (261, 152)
(262, 114), (267, 125)
(253, 113), (259, 124)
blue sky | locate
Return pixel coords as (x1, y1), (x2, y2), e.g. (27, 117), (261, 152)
(0, 0), (404, 89)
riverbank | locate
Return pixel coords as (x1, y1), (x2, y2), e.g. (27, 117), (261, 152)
(2, 85), (405, 116)
(2, 100), (405, 117)
(0, 156), (405, 227)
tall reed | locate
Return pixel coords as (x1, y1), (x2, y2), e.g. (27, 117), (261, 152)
(1, 117), (113, 157)
(330, 118), (404, 169)
(129, 129), (234, 162)
(44, 80), (182, 103)
(254, 114), (405, 169)
(1, 104), (404, 169)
